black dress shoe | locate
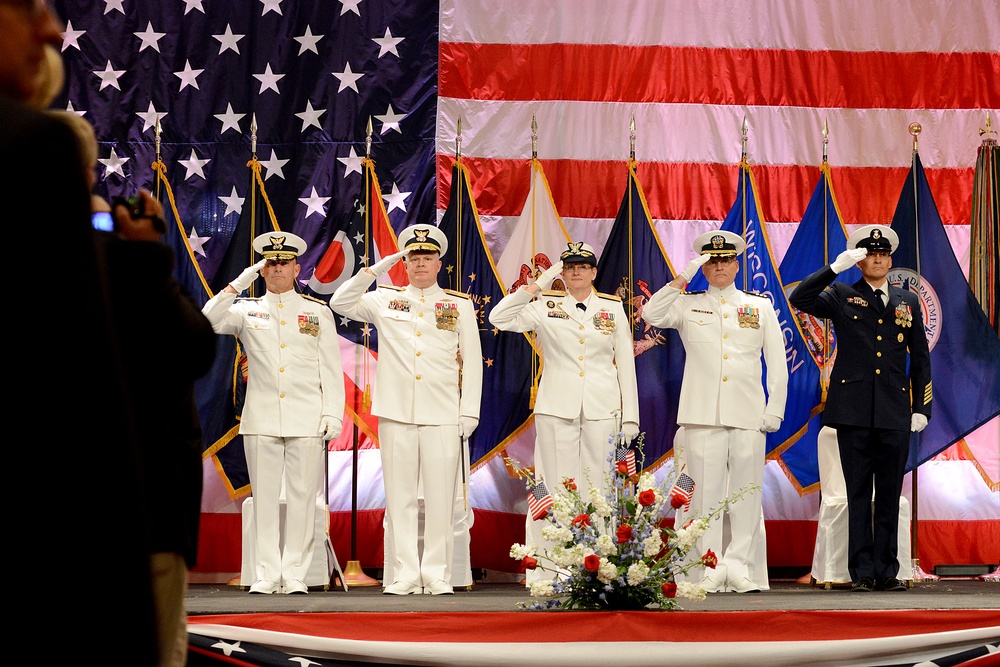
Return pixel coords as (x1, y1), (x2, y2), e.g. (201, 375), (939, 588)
(877, 577), (907, 591)
(851, 577), (875, 592)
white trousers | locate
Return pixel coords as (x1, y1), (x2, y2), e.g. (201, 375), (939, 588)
(379, 419), (461, 587)
(676, 425), (767, 588)
(243, 434), (323, 586)
(525, 413), (615, 583)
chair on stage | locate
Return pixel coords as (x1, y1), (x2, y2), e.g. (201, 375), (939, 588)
(810, 426), (912, 588)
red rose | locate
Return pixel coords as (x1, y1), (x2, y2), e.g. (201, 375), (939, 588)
(702, 549), (718, 569)
(661, 582), (677, 598)
(617, 461), (629, 474)
(669, 494), (684, 509)
(572, 513), (591, 528)
(584, 554), (601, 572)
(638, 489), (656, 507)
(616, 524), (633, 543)
(522, 556), (538, 571)
(562, 478), (577, 491)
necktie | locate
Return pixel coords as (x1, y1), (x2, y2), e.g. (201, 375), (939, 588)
(874, 289), (885, 309)
(576, 302), (586, 312)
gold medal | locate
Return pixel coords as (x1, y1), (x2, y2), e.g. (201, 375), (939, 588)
(298, 313), (320, 337)
(435, 301), (459, 331)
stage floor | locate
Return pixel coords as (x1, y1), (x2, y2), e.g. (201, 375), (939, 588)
(186, 577), (999, 615)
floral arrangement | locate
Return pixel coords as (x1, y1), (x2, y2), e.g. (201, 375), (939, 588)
(508, 427), (756, 611)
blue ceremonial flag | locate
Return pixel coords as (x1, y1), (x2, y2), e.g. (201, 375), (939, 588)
(688, 161), (814, 459)
(777, 163), (860, 493)
(890, 153), (1000, 469)
(55, 0), (439, 497)
(594, 160), (683, 469)
(438, 160), (534, 468)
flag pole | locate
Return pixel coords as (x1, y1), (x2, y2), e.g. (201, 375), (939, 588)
(820, 120), (832, 401)
(341, 118), (380, 588)
(455, 118), (468, 513)
(528, 115), (540, 410)
(740, 116), (750, 292)
(906, 122), (938, 584)
(627, 115), (636, 327)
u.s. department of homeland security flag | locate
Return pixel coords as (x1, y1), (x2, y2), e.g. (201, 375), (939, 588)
(890, 153), (1000, 469)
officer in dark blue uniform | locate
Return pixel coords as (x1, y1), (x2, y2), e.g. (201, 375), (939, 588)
(790, 224), (931, 593)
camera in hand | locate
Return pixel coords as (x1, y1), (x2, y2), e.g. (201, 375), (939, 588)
(111, 195), (167, 234)
(91, 211), (115, 232)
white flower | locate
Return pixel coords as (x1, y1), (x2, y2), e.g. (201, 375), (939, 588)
(597, 559), (618, 583)
(676, 580), (707, 601)
(627, 561), (650, 585)
(528, 579), (555, 598)
(509, 543), (534, 560)
(591, 493), (613, 517)
(642, 532), (663, 558)
(595, 533), (617, 557)
(542, 525), (573, 544)
(637, 472), (656, 492)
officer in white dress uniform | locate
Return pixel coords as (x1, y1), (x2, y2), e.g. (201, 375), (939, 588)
(330, 225), (483, 596)
(642, 231), (787, 594)
(202, 232), (345, 595)
(489, 242), (639, 583)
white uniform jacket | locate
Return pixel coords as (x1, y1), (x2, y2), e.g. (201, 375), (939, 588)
(641, 283), (786, 430)
(330, 273), (482, 425)
(488, 287), (639, 424)
(202, 289), (345, 437)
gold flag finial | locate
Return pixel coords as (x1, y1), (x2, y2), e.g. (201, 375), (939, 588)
(909, 121), (922, 152)
(250, 113), (257, 156)
(531, 114), (538, 159)
(822, 119), (829, 164)
(979, 111), (997, 143)
(154, 115), (161, 161)
(456, 116), (463, 158)
(741, 115), (749, 160)
(365, 116), (373, 158)
(629, 114), (636, 160)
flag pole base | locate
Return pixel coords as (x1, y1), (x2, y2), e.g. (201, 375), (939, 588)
(911, 558), (939, 583)
(342, 560), (380, 587)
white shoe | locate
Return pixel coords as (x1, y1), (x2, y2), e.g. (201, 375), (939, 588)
(423, 579), (454, 595)
(698, 575), (725, 594)
(383, 581), (422, 595)
(284, 579), (308, 594)
(728, 576), (762, 594)
(249, 580), (280, 595)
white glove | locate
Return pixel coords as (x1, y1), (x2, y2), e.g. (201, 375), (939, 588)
(369, 250), (407, 277)
(230, 259), (267, 293)
(758, 414), (782, 433)
(319, 415), (343, 440)
(679, 254), (712, 282)
(622, 421), (640, 442)
(534, 260), (564, 291)
(831, 248), (868, 274)
(910, 413), (928, 433)
(458, 416), (479, 439)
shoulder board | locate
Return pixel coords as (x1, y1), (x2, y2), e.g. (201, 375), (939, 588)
(301, 294), (327, 305)
(681, 290), (705, 295)
(443, 289), (470, 300)
(541, 290), (566, 297)
(235, 296), (264, 301)
(378, 284), (406, 291)
(740, 289), (762, 297)
(595, 291), (621, 302)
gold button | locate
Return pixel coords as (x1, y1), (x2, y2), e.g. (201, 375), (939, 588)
(723, 354), (729, 359)
(579, 339), (584, 344)
(875, 369), (881, 374)
(420, 298), (425, 303)
(853, 315), (858, 319)
(281, 320), (286, 325)
(416, 375), (422, 380)
(279, 367), (285, 372)
(278, 303), (283, 309)
(280, 343), (285, 348)
(254, 323), (259, 329)
(279, 393), (285, 398)
(877, 335), (882, 340)
(878, 319), (883, 324)
(841, 379), (846, 383)
(723, 314), (729, 318)
(722, 376), (728, 382)
(876, 352), (882, 357)
(579, 325), (584, 330)
(723, 334), (729, 339)
(416, 331), (422, 337)
(578, 355), (584, 360)
(720, 298), (726, 304)
(419, 312), (424, 317)
(416, 351), (422, 357)
(579, 372), (584, 377)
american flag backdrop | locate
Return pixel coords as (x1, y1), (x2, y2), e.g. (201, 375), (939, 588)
(48, 0), (999, 576)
